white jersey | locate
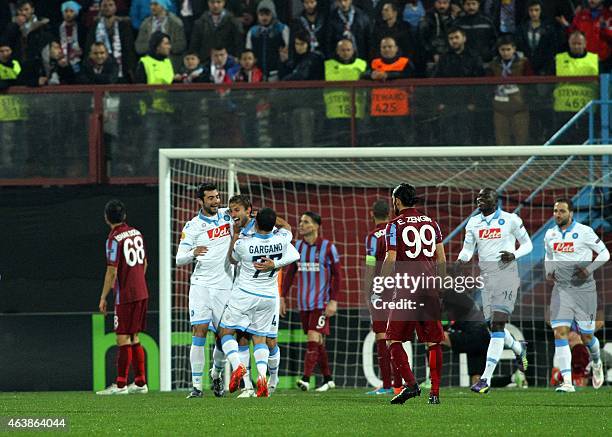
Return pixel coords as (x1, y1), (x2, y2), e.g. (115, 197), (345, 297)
(176, 208), (234, 288)
(233, 228), (299, 298)
(544, 221), (609, 286)
(458, 209), (532, 273)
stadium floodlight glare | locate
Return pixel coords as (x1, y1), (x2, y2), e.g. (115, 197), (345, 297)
(159, 146), (610, 391)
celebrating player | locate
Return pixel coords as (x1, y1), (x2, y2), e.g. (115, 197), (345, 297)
(228, 194), (288, 396)
(97, 200), (149, 395)
(175, 183), (233, 399)
(457, 188), (532, 394)
(382, 184), (446, 405)
(219, 208), (300, 397)
(545, 198), (610, 392)
(364, 199), (401, 395)
(281, 211), (343, 392)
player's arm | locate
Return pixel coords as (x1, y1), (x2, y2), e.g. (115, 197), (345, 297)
(456, 224), (476, 264)
(436, 242), (447, 278)
(175, 225), (206, 265)
(227, 229), (241, 264)
(275, 216), (291, 233)
(381, 222), (397, 279)
(325, 243), (342, 317)
(578, 229), (610, 278)
(230, 239), (243, 265)
(99, 265), (117, 315)
(544, 234), (556, 282)
(280, 261), (297, 317)
(363, 235), (377, 296)
(254, 241), (300, 271)
(501, 216), (532, 263)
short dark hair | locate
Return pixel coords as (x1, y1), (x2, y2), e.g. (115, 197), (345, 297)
(105, 199), (126, 224)
(302, 211), (321, 226)
(372, 199), (390, 220)
(381, 1), (399, 13)
(393, 183), (417, 207)
(447, 26), (465, 36)
(196, 183), (217, 200)
(17, 0), (34, 8)
(554, 197), (574, 212)
(527, 0), (542, 8)
(240, 48), (256, 58)
(228, 194), (252, 210)
(462, 0), (479, 4)
(256, 207), (277, 232)
(211, 45), (227, 53)
(293, 29), (311, 44)
(184, 50), (200, 58)
(496, 35), (516, 48)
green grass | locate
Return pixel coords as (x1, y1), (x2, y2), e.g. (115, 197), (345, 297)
(1, 388), (611, 436)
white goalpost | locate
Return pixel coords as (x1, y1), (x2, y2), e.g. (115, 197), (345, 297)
(159, 146), (610, 392)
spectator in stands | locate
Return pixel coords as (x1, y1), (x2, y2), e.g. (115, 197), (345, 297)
(174, 50), (206, 82)
(480, 0), (527, 35)
(3, 0), (53, 63)
(323, 38), (367, 146)
(354, 0), (385, 24)
(553, 31), (599, 143)
(229, 47), (263, 81)
(515, 0), (562, 75)
(189, 0), (243, 62)
(364, 35), (414, 146)
(402, 0), (426, 34)
(78, 41), (119, 83)
(488, 35), (532, 146)
(175, 0), (206, 44)
(0, 40), (21, 88)
(81, 1), (131, 31)
(202, 45), (238, 82)
(86, 0), (136, 82)
(561, 0), (611, 72)
(434, 27), (484, 146)
(326, 0), (372, 60)
(419, 0), (456, 76)
(245, 0), (289, 80)
(135, 0), (187, 70)
(0, 39), (25, 169)
(135, 31), (174, 83)
(56, 2), (85, 74)
(130, 0), (178, 31)
(454, 0), (496, 64)
(280, 29), (324, 80)
(232, 0), (264, 30)
(22, 39), (76, 85)
(373, 2), (415, 63)
(290, 0), (327, 55)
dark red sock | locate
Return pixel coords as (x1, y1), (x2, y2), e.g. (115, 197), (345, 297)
(389, 342), (415, 387)
(318, 343), (332, 377)
(376, 339), (392, 389)
(428, 344), (443, 396)
(392, 365), (403, 388)
(303, 341), (320, 378)
(116, 345), (132, 388)
(131, 343), (146, 386)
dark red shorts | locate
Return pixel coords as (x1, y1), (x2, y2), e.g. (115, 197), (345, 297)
(300, 309), (330, 336)
(386, 320), (444, 343)
(372, 320), (388, 334)
(114, 298), (148, 335)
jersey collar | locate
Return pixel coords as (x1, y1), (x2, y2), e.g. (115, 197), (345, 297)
(480, 208), (501, 226)
(557, 219), (576, 238)
(198, 209), (221, 224)
(253, 232), (274, 239)
(240, 218), (256, 236)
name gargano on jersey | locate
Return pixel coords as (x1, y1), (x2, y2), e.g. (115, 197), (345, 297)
(249, 243), (283, 254)
(114, 229), (142, 242)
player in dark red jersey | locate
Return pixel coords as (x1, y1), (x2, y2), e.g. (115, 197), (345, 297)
(382, 184), (446, 405)
(281, 211), (343, 392)
(364, 199), (402, 395)
(97, 200), (149, 395)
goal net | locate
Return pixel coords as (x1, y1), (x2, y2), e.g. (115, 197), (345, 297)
(159, 146), (611, 391)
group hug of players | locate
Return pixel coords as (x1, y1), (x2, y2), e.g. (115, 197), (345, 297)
(96, 181), (609, 402)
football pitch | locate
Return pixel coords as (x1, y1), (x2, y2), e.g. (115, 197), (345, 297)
(1, 388), (610, 435)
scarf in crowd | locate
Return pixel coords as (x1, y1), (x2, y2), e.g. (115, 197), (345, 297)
(95, 18), (124, 78)
(152, 14), (169, 33)
(41, 44), (61, 85)
(211, 9), (227, 27)
(496, 53), (519, 99)
(21, 14), (38, 35)
(338, 7), (356, 51)
(299, 14), (323, 51)
(59, 22), (82, 72)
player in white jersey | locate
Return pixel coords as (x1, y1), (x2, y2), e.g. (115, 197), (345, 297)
(220, 208), (300, 398)
(228, 195), (289, 395)
(544, 198), (610, 392)
(456, 188), (533, 394)
(175, 183), (234, 399)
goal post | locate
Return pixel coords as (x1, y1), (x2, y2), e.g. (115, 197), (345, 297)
(159, 146), (610, 391)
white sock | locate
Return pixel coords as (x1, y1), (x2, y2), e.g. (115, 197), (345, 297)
(504, 329), (522, 355)
(221, 335), (241, 370)
(211, 343), (225, 379)
(586, 336), (601, 363)
(268, 345), (280, 384)
(254, 344), (269, 379)
(554, 339), (572, 385)
(481, 332), (505, 384)
(239, 345), (253, 389)
(190, 336), (206, 390)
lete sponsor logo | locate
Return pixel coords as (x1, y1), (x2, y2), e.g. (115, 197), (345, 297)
(553, 242), (575, 253)
(207, 223), (230, 240)
(479, 228), (502, 239)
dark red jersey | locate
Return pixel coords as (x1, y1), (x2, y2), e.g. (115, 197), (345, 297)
(106, 223), (149, 304)
(365, 222), (387, 275)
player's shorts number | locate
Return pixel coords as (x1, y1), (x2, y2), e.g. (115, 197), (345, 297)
(401, 224), (436, 258)
(124, 236), (145, 267)
(316, 315), (326, 329)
